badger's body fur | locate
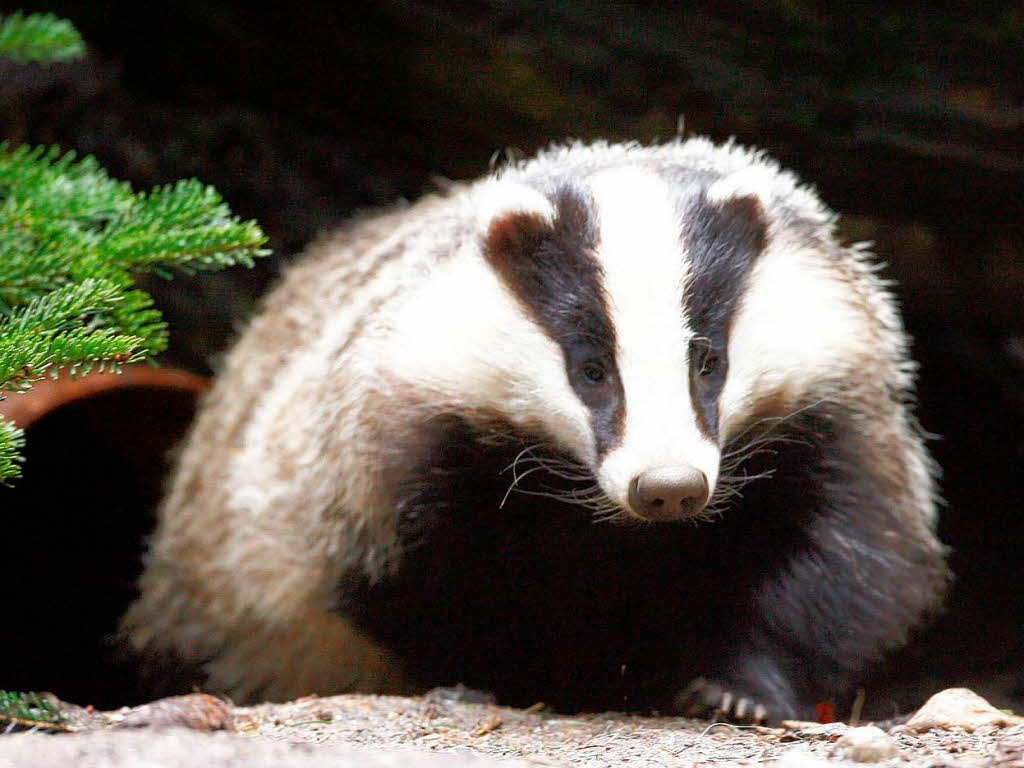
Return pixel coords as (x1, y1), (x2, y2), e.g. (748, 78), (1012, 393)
(124, 139), (948, 721)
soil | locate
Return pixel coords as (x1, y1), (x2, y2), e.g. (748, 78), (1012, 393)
(1, 689), (1022, 767)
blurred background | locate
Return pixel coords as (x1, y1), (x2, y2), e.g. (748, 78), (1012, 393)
(1, 0), (1021, 717)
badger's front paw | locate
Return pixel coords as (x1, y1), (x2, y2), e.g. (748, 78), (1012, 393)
(673, 677), (771, 724)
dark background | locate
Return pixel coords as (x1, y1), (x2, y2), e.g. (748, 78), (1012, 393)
(1, 0), (1021, 715)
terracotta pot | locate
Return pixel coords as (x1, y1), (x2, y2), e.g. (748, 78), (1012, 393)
(0, 365), (209, 709)
(0, 365), (209, 429)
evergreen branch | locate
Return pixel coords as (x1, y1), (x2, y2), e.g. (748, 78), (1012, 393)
(101, 287), (168, 357)
(0, 280), (146, 392)
(0, 418), (25, 485)
(0, 690), (67, 730)
(0, 12), (85, 63)
(0, 145), (269, 309)
(0, 326), (142, 389)
(101, 180), (270, 274)
(0, 143), (134, 224)
(0, 141), (269, 482)
(1, 278), (126, 335)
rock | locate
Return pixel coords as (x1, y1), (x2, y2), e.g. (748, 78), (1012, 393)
(903, 688), (1024, 733)
(835, 726), (899, 762)
(113, 693), (234, 732)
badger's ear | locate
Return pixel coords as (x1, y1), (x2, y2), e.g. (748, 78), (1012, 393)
(700, 193), (768, 258)
(476, 181), (556, 271)
(474, 181), (555, 231)
(690, 166), (771, 264)
(705, 166), (777, 212)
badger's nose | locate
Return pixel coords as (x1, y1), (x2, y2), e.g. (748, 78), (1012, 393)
(628, 466), (709, 521)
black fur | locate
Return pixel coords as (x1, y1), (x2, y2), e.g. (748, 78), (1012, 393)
(483, 185), (625, 456)
(336, 402), (944, 720)
(682, 194), (767, 440)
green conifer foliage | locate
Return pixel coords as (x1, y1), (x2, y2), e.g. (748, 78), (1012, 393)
(0, 11), (85, 62)
(0, 14), (270, 483)
(0, 418), (24, 484)
(0, 689), (66, 730)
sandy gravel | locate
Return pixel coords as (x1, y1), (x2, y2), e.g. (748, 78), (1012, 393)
(0, 688), (1021, 767)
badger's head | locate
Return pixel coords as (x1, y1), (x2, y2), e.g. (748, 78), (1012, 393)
(385, 160), (875, 523)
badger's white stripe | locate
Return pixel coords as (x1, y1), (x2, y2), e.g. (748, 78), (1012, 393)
(720, 247), (875, 441)
(586, 168), (720, 511)
(383, 235), (597, 464)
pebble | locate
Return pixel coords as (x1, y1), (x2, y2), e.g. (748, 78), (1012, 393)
(835, 725), (899, 762)
(903, 688), (1024, 733)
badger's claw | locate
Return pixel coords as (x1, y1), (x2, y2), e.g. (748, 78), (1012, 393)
(674, 677), (769, 724)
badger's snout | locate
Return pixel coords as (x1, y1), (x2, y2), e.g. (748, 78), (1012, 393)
(627, 465), (709, 521)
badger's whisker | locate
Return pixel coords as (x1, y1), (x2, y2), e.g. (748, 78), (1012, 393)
(720, 398), (829, 454)
(526, 461), (593, 482)
(501, 443), (548, 476)
(707, 400), (831, 513)
(498, 444), (623, 518)
(499, 464), (552, 509)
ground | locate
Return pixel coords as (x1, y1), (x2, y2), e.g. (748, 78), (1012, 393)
(0, 688), (1021, 767)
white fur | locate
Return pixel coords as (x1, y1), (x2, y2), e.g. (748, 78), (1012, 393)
(470, 179), (556, 230)
(719, 247), (876, 440)
(705, 165), (781, 211)
(586, 168), (721, 512)
(384, 240), (596, 463)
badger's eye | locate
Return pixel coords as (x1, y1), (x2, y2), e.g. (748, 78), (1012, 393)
(690, 338), (721, 378)
(698, 353), (720, 377)
(580, 359), (607, 384)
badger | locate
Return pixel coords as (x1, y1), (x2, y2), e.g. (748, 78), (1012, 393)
(123, 138), (948, 723)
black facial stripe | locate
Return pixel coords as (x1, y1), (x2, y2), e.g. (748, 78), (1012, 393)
(483, 185), (625, 456)
(683, 193), (768, 440)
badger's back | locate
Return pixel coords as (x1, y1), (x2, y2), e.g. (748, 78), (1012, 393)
(124, 139), (947, 718)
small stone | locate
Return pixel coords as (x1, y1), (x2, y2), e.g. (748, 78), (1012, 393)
(836, 725), (899, 762)
(113, 693), (234, 732)
(903, 688), (1024, 733)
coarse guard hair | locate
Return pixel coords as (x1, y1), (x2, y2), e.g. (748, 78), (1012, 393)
(123, 138), (948, 723)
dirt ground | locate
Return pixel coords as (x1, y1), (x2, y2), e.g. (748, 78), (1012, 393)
(0, 687), (1021, 767)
